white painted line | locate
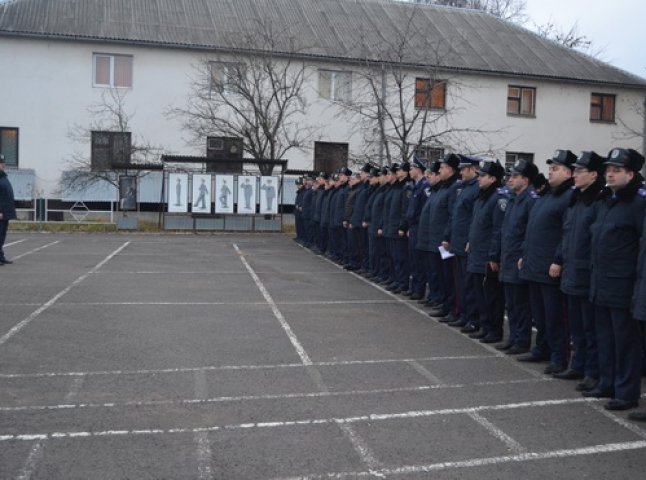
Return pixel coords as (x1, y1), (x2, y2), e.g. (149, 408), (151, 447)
(5, 239), (27, 247)
(586, 403), (646, 440)
(467, 411), (526, 454)
(15, 440), (44, 480)
(12, 241), (60, 261)
(275, 441), (646, 479)
(233, 243), (312, 366)
(63, 376), (85, 403)
(0, 241), (130, 346)
(0, 396), (594, 443)
(336, 423), (384, 475)
(0, 354), (500, 379)
(406, 360), (443, 385)
(194, 370), (214, 480)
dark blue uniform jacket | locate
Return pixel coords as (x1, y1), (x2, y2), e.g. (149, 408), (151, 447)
(448, 176), (480, 257)
(350, 182), (370, 227)
(330, 184), (349, 228)
(633, 209), (646, 321)
(404, 177), (430, 231)
(312, 188), (324, 223)
(500, 186), (538, 284)
(416, 182), (441, 252)
(384, 180), (408, 238)
(519, 179), (574, 285)
(367, 185), (389, 237)
(425, 173), (460, 250)
(466, 181), (506, 275)
(302, 187), (314, 221)
(590, 176), (646, 309)
(0, 171), (16, 220)
(320, 188), (335, 228)
(557, 180), (604, 297)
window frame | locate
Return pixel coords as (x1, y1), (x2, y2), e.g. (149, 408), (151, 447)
(0, 127), (19, 167)
(209, 61), (246, 97)
(91, 131), (132, 171)
(318, 69), (353, 103)
(92, 53), (133, 88)
(505, 151), (534, 171)
(507, 85), (536, 117)
(590, 92), (616, 123)
(415, 145), (445, 163)
(415, 78), (447, 111)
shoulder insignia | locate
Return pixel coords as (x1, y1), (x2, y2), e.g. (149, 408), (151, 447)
(497, 187), (508, 195)
(498, 198), (508, 212)
(424, 187), (431, 197)
(456, 188), (463, 197)
(406, 190), (413, 199)
(639, 188), (646, 197)
(530, 191), (540, 199)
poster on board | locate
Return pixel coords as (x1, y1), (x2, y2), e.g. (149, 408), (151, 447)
(237, 176), (256, 214)
(259, 176), (279, 214)
(168, 173), (189, 213)
(214, 175), (234, 214)
(191, 174), (212, 213)
(119, 175), (137, 211)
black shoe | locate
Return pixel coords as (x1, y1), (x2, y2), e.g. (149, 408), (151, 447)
(385, 283), (398, 291)
(343, 265), (359, 271)
(480, 335), (502, 344)
(438, 313), (456, 323)
(417, 298), (429, 304)
(461, 324), (479, 334)
(604, 399), (638, 411)
(552, 369), (584, 380)
(424, 301), (442, 308)
(426, 307), (446, 316)
(448, 319), (466, 328)
(576, 377), (599, 392)
(469, 331), (487, 339)
(495, 343), (513, 351)
(410, 293), (423, 300)
(401, 290), (413, 297)
(506, 345), (530, 355)
(517, 354), (548, 363)
(628, 410), (646, 422)
(543, 363), (566, 375)
(0, 259), (12, 265)
(582, 389), (613, 398)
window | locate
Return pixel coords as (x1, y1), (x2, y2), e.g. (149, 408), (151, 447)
(314, 142), (349, 173)
(507, 86), (535, 116)
(0, 127), (18, 167)
(319, 70), (352, 103)
(93, 54), (133, 88)
(91, 131), (132, 171)
(415, 146), (444, 163)
(415, 78), (446, 110)
(210, 62), (245, 96)
(590, 93), (616, 123)
(505, 151), (534, 171)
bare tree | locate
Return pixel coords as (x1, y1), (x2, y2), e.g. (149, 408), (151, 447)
(63, 89), (162, 192)
(396, 0), (527, 23)
(534, 19), (603, 58)
(170, 20), (313, 175)
(336, 9), (494, 166)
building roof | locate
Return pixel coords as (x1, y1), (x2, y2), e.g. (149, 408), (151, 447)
(1, 0), (644, 88)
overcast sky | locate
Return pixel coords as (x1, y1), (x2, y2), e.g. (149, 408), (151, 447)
(524, 0), (646, 79)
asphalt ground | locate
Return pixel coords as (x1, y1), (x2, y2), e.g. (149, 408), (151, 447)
(1, 232), (646, 480)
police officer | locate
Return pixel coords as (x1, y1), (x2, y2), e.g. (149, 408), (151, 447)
(361, 167), (381, 275)
(330, 168), (351, 263)
(310, 173), (328, 254)
(389, 162), (412, 293)
(0, 154), (16, 266)
(445, 155), (482, 333)
(553, 151), (605, 390)
(301, 176), (315, 248)
(466, 160), (507, 343)
(416, 161), (443, 307)
(518, 150), (576, 375)
(585, 148), (646, 411)
(320, 173), (337, 256)
(427, 154), (462, 321)
(343, 172), (362, 270)
(350, 164), (372, 273)
(497, 160), (539, 354)
(293, 177), (305, 243)
(367, 167), (392, 282)
(404, 156), (430, 300)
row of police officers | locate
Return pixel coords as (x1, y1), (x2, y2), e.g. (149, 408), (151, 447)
(293, 148), (646, 419)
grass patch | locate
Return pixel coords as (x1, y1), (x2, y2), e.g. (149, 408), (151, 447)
(9, 221), (118, 233)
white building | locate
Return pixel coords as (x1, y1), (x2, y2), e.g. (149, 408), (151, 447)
(0, 0), (644, 208)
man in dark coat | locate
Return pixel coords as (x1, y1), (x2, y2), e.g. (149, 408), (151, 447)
(426, 154), (462, 321)
(497, 160), (539, 354)
(404, 156), (430, 300)
(330, 169), (351, 263)
(585, 148), (646, 411)
(553, 151), (605, 391)
(360, 168), (380, 275)
(445, 155), (482, 333)
(0, 154), (16, 265)
(517, 150), (576, 375)
(466, 160), (507, 343)
(293, 178), (305, 243)
(367, 168), (391, 282)
(343, 172), (362, 270)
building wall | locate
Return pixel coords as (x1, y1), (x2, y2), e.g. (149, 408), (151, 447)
(0, 36), (643, 199)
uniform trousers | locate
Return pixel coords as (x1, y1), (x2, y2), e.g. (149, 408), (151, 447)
(473, 272), (505, 338)
(390, 236), (410, 290)
(0, 219), (8, 260)
(359, 228), (370, 271)
(503, 282), (532, 348)
(374, 235), (390, 280)
(346, 227), (360, 268)
(567, 294), (598, 379)
(418, 249), (442, 304)
(594, 306), (642, 402)
(318, 226), (329, 253)
(456, 256), (476, 326)
(528, 282), (568, 366)
(408, 227), (426, 295)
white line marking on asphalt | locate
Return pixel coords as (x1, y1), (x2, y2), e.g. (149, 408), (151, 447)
(15, 440), (44, 480)
(467, 411), (527, 454)
(194, 371), (214, 480)
(233, 243), (312, 365)
(0, 396), (594, 443)
(12, 241), (60, 261)
(406, 360), (443, 385)
(0, 355), (500, 378)
(15, 375), (87, 480)
(586, 403), (646, 440)
(5, 239), (27, 247)
(0, 241), (130, 346)
(0, 379), (559, 413)
(274, 441), (646, 479)
(336, 422), (384, 475)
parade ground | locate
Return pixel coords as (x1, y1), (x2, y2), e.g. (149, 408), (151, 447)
(1, 232), (646, 480)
